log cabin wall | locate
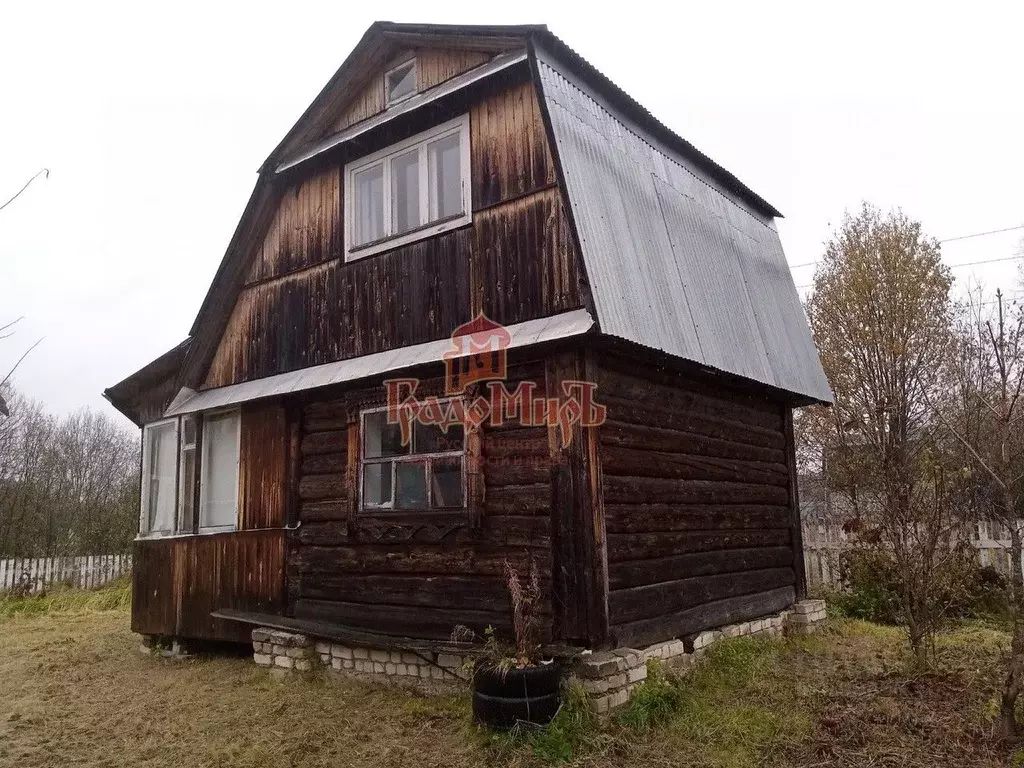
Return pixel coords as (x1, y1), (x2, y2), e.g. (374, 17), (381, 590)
(288, 356), (553, 642)
(203, 72), (584, 390)
(595, 354), (800, 648)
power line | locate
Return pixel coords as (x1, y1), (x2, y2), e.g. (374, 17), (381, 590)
(788, 224), (1024, 271)
(795, 253), (1023, 290)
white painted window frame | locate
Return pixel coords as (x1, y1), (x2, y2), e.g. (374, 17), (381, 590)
(139, 417), (180, 538)
(344, 113), (472, 262)
(358, 403), (467, 512)
(384, 58), (418, 107)
(198, 408), (241, 534)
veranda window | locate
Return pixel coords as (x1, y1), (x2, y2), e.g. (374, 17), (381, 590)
(199, 410), (240, 531)
(345, 114), (471, 260)
(141, 419), (178, 534)
(360, 408), (466, 511)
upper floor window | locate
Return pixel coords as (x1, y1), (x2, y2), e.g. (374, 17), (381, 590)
(139, 410), (240, 537)
(385, 59), (417, 106)
(344, 114), (471, 261)
(360, 407), (465, 511)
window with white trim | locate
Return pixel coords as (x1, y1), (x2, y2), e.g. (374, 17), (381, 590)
(199, 410), (241, 531)
(138, 409), (240, 536)
(345, 114), (471, 261)
(141, 418), (178, 535)
(360, 408), (466, 511)
(385, 59), (417, 106)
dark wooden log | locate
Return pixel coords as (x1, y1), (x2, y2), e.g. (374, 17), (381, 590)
(295, 544), (551, 578)
(296, 573), (551, 613)
(484, 483), (551, 516)
(604, 503), (793, 534)
(784, 407), (807, 600)
(300, 499), (348, 522)
(484, 458), (550, 487)
(600, 419), (785, 464)
(611, 586), (796, 648)
(301, 429), (350, 456)
(609, 567), (795, 623)
(608, 529), (791, 562)
(298, 473), (345, 501)
(297, 521), (351, 546)
(301, 451), (347, 475)
(483, 427), (549, 459)
(601, 444), (788, 486)
(595, 366), (784, 430)
(601, 396), (785, 450)
(604, 476), (790, 506)
(609, 545), (794, 590)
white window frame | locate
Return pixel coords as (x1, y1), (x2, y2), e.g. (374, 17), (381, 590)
(358, 403), (467, 512)
(384, 58), (418, 107)
(198, 408), (241, 534)
(140, 417), (180, 538)
(344, 114), (472, 262)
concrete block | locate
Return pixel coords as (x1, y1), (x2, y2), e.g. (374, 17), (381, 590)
(593, 695), (610, 714)
(332, 644), (353, 659)
(577, 652), (623, 678)
(385, 663), (397, 675)
(295, 660), (312, 672)
(582, 678), (610, 695)
(253, 653), (273, 666)
(373, 662), (386, 674)
(607, 673), (626, 689)
(401, 652), (422, 665)
(286, 646), (309, 659)
(627, 665), (647, 684)
(353, 647), (369, 660)
(370, 649), (389, 663)
(272, 644), (288, 656)
(315, 641), (330, 655)
(251, 628), (271, 643)
(274, 656), (294, 669)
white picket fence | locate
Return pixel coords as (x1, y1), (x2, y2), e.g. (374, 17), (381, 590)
(0, 553), (132, 595)
(803, 519), (1018, 594)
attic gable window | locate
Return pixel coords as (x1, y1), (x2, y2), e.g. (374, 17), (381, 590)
(345, 114), (471, 261)
(385, 59), (417, 106)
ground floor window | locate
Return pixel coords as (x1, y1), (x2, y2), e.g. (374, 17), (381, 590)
(139, 409), (240, 536)
(360, 406), (465, 511)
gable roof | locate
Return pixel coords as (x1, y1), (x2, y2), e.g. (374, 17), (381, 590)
(112, 21), (829, 417)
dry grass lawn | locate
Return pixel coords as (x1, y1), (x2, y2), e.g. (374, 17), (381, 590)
(0, 584), (1018, 767)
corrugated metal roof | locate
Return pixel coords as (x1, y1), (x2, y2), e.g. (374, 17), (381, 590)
(164, 309), (594, 417)
(534, 47), (832, 404)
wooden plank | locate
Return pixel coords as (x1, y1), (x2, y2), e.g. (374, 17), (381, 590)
(608, 529), (791, 563)
(609, 567), (795, 624)
(604, 476), (790, 506)
(784, 407), (807, 600)
(609, 546), (794, 591)
(601, 444), (788, 486)
(612, 586), (797, 648)
(599, 419), (785, 465)
(604, 503), (793, 534)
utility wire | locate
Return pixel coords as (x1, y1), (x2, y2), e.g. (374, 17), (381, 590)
(795, 254), (1023, 290)
(789, 224), (1024, 270)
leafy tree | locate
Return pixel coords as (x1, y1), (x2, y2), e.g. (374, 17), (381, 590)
(805, 203), (973, 664)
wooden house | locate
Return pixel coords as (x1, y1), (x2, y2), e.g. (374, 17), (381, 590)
(104, 22), (832, 655)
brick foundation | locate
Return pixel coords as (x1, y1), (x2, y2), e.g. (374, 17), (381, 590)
(246, 599), (827, 710)
(251, 628), (469, 685)
(572, 599), (827, 713)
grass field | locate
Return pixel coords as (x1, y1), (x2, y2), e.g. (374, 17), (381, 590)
(0, 583), (1017, 767)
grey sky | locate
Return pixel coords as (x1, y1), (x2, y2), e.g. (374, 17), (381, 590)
(2, 1), (1021, 418)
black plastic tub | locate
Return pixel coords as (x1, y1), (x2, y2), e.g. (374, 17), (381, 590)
(472, 663), (563, 729)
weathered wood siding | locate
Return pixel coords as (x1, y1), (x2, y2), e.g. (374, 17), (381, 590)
(331, 47), (492, 134)
(288, 359), (553, 641)
(596, 357), (799, 648)
(131, 529), (285, 642)
(203, 78), (582, 390)
(239, 401), (290, 530)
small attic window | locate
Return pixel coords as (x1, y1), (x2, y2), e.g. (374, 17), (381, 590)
(385, 59), (417, 106)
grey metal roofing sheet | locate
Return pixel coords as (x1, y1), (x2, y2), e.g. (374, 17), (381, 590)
(535, 48), (832, 404)
(164, 309), (594, 417)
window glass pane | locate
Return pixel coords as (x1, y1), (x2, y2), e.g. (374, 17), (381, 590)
(353, 164), (384, 245)
(145, 422), (177, 532)
(363, 461), (392, 507)
(428, 133), (462, 221)
(391, 149), (420, 234)
(200, 412), (239, 530)
(414, 421), (464, 454)
(178, 445), (195, 532)
(386, 62), (416, 104)
(363, 411), (409, 458)
(395, 462), (427, 508)
(431, 458), (464, 508)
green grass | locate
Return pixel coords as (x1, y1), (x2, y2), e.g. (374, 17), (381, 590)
(0, 576), (131, 618)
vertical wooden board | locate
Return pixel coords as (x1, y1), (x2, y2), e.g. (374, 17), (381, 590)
(784, 406), (806, 599)
(240, 400), (288, 529)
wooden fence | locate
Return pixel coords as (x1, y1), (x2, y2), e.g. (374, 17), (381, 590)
(0, 554), (132, 594)
(803, 519), (1018, 595)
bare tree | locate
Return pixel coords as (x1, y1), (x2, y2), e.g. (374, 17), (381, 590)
(936, 289), (1024, 739)
(805, 203), (973, 664)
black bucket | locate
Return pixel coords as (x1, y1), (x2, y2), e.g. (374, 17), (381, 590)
(472, 663), (563, 730)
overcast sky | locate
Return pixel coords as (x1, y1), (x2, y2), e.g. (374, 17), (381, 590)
(2, 1), (1022, 420)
